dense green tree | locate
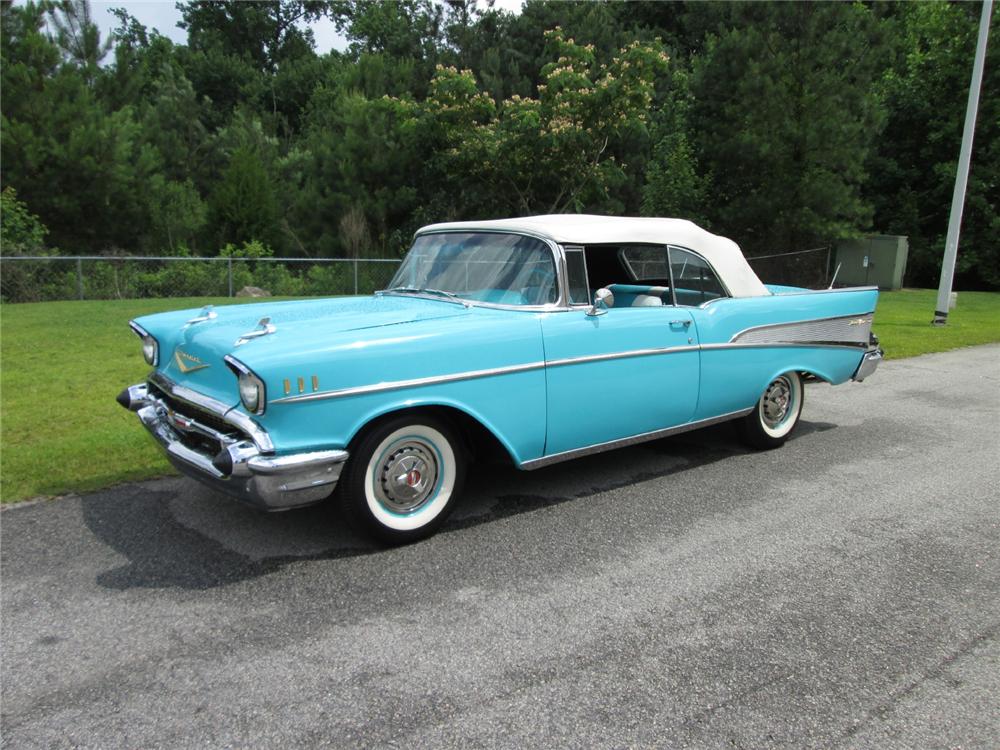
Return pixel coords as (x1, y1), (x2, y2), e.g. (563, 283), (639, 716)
(1, 0), (998, 289)
(209, 145), (280, 248)
(866, 2), (1000, 289)
(421, 29), (669, 216)
(1, 1), (159, 253)
(46, 0), (112, 82)
(0, 187), (50, 255)
(687, 2), (889, 254)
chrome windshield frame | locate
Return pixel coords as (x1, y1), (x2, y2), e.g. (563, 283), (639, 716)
(387, 228), (570, 312)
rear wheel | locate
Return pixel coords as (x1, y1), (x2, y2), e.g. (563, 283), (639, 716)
(336, 415), (465, 544)
(738, 371), (804, 450)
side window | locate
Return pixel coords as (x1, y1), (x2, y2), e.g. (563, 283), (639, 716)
(565, 246), (590, 305)
(669, 247), (728, 306)
(620, 245), (669, 282)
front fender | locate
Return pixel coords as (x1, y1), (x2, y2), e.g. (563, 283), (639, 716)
(246, 308), (548, 463)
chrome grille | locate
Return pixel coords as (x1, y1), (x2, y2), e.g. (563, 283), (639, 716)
(146, 381), (247, 450)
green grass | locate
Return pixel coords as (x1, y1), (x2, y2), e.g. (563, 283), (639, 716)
(873, 289), (1000, 360)
(0, 297), (289, 504)
(1, 290), (998, 503)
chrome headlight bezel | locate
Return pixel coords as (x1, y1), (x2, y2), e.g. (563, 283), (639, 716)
(225, 355), (267, 415)
(129, 321), (158, 366)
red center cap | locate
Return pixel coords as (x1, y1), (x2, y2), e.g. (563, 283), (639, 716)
(406, 469), (421, 487)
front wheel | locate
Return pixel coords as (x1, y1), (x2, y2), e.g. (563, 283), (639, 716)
(738, 371), (804, 450)
(336, 415), (465, 544)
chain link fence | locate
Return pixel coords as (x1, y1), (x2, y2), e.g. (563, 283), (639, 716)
(1, 246), (833, 303)
(745, 247), (832, 289)
(0, 256), (402, 303)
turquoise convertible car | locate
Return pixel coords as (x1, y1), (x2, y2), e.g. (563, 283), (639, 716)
(118, 215), (882, 543)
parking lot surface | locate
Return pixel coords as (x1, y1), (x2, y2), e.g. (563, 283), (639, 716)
(2, 345), (998, 748)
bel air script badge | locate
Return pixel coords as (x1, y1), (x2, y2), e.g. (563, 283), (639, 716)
(174, 349), (209, 373)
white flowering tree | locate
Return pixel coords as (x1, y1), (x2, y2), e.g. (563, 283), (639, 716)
(419, 28), (669, 215)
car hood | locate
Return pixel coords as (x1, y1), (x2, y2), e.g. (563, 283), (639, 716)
(135, 295), (469, 403)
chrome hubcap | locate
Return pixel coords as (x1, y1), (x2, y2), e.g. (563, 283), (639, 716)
(761, 376), (793, 428)
(375, 440), (439, 514)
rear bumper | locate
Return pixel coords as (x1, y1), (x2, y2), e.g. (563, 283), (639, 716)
(118, 382), (348, 511)
(852, 344), (884, 382)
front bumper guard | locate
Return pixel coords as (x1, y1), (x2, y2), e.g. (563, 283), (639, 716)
(118, 383), (348, 511)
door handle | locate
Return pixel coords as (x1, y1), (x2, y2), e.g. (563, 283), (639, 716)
(669, 319), (691, 327)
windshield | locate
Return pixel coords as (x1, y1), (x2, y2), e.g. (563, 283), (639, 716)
(386, 232), (558, 307)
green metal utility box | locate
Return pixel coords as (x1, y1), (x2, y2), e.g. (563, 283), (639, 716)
(834, 235), (909, 290)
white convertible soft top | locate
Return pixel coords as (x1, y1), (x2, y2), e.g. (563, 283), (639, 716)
(418, 214), (770, 298)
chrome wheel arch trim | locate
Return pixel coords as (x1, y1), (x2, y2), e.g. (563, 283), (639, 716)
(519, 408), (754, 470)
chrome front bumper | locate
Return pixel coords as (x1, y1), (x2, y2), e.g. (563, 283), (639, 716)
(118, 382), (348, 511)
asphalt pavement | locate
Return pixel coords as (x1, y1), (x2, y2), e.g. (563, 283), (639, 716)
(2, 345), (998, 749)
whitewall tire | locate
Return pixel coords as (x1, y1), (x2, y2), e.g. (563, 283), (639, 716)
(738, 371), (804, 450)
(337, 415), (465, 544)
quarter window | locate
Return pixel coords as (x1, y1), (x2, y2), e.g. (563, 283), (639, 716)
(668, 247), (728, 305)
(565, 247), (590, 304)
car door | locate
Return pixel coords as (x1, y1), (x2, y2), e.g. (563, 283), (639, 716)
(539, 246), (700, 457)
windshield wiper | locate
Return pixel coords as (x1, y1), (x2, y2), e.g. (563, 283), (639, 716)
(383, 287), (470, 306)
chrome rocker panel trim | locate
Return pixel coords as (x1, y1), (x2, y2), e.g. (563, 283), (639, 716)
(520, 408), (754, 470)
(120, 382), (347, 511)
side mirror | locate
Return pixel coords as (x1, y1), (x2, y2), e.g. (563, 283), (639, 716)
(586, 287), (614, 317)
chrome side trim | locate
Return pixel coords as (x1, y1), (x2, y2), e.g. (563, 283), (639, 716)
(520, 408), (754, 470)
(148, 371), (274, 453)
(546, 344), (700, 368)
(700, 341), (868, 352)
(272, 343), (702, 405)
(272, 361), (548, 404)
(729, 313), (874, 347)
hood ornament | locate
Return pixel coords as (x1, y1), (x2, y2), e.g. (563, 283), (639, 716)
(235, 317), (276, 346)
(185, 305), (217, 327)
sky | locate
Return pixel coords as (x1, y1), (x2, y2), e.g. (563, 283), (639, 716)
(90, 1), (348, 54)
(88, 1), (525, 56)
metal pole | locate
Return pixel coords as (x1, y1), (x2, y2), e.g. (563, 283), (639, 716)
(76, 258), (83, 300)
(228, 258), (233, 297)
(934, 0), (993, 325)
(353, 258), (359, 295)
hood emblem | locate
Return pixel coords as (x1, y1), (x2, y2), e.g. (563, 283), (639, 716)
(235, 317), (276, 346)
(174, 349), (210, 373)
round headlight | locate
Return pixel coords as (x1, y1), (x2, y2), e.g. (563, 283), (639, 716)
(141, 336), (158, 366)
(238, 372), (261, 412)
